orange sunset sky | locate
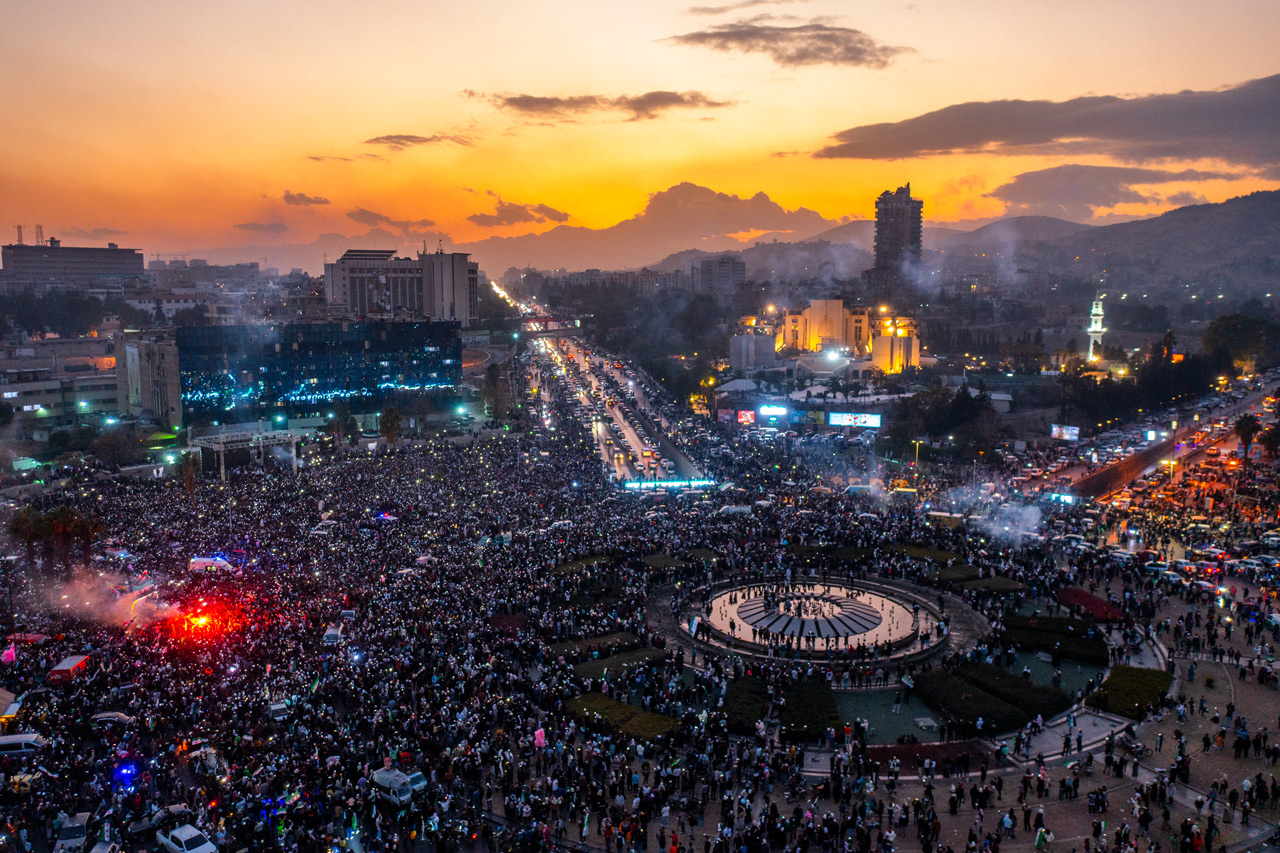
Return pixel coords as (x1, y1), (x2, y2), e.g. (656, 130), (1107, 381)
(2, 0), (1278, 271)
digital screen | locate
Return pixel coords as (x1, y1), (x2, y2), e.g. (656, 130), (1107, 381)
(717, 409), (734, 423)
(758, 405), (788, 417)
(737, 410), (756, 425)
(790, 410), (825, 425)
(1051, 424), (1081, 441)
(829, 413), (882, 428)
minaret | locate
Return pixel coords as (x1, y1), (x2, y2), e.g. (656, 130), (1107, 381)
(1087, 296), (1106, 361)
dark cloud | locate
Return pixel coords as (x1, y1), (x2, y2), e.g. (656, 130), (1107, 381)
(234, 222), (288, 234)
(307, 155), (353, 163)
(479, 90), (732, 121)
(62, 227), (127, 239)
(282, 190), (330, 206)
(688, 0), (806, 14)
(816, 73), (1280, 168)
(363, 134), (473, 151)
(1164, 191), (1209, 207)
(468, 195), (570, 228)
(346, 208), (436, 231)
(665, 19), (909, 68)
(985, 164), (1229, 220)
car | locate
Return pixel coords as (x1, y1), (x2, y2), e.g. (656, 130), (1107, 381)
(88, 844), (120, 853)
(128, 805), (193, 841)
(52, 812), (91, 853)
(157, 824), (217, 853)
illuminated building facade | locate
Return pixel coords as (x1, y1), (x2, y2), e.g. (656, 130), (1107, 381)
(776, 300), (874, 353)
(870, 312), (920, 373)
(324, 249), (480, 327)
(177, 321), (461, 426)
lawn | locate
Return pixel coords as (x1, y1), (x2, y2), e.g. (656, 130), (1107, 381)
(573, 647), (666, 680)
(779, 681), (841, 743)
(548, 632), (638, 659)
(569, 693), (682, 739)
(962, 576), (1025, 593)
(555, 555), (611, 573)
(724, 677), (770, 735)
(644, 553), (689, 568)
(890, 544), (959, 561)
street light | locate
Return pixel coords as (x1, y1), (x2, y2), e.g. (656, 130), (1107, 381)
(912, 440), (923, 482)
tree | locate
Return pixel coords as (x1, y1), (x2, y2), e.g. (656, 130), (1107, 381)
(320, 403), (358, 451)
(1260, 425), (1280, 461)
(379, 407), (403, 447)
(89, 430), (145, 469)
(1235, 413), (1262, 470)
(72, 515), (103, 567)
(45, 506), (80, 581)
(1203, 314), (1280, 372)
(176, 451), (200, 501)
(7, 508), (42, 570)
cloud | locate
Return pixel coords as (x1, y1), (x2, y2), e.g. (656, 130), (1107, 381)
(363, 133), (472, 151)
(688, 0), (807, 14)
(345, 207), (436, 231)
(816, 73), (1280, 168)
(307, 155), (353, 163)
(234, 221), (288, 234)
(665, 19), (910, 68)
(985, 164), (1230, 220)
(467, 195), (571, 228)
(478, 90), (732, 121)
(282, 190), (330, 206)
(62, 227), (127, 239)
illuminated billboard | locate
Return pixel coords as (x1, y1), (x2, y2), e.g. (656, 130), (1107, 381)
(717, 409), (734, 423)
(737, 410), (756, 425)
(791, 410), (825, 425)
(758, 405), (788, 417)
(1051, 424), (1081, 441)
(829, 412), (882, 428)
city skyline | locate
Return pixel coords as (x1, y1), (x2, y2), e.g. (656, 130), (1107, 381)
(3, 0), (1278, 271)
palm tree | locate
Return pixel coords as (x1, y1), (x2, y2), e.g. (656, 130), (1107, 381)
(175, 451), (200, 502)
(7, 509), (42, 570)
(1234, 413), (1262, 470)
(72, 515), (103, 567)
(379, 407), (403, 448)
(46, 506), (80, 581)
(1259, 425), (1280, 461)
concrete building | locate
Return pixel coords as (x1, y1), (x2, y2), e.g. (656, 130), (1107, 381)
(324, 249), (480, 327)
(118, 336), (182, 428)
(1, 239), (145, 292)
(693, 255), (746, 296)
(776, 300), (874, 354)
(873, 184), (923, 272)
(870, 313), (920, 373)
(729, 330), (777, 371)
(0, 337), (121, 438)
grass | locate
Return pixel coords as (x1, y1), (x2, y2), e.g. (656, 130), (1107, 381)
(569, 693), (681, 740)
(573, 647), (666, 680)
(555, 555), (610, 573)
(962, 576), (1025, 593)
(890, 544), (959, 561)
(724, 677), (769, 736)
(779, 681), (841, 743)
(929, 564), (982, 583)
(954, 662), (1072, 720)
(688, 548), (719, 561)
(915, 670), (1027, 735)
(548, 632), (638, 658)
(1084, 665), (1172, 721)
(1003, 615), (1110, 667)
(644, 553), (689, 568)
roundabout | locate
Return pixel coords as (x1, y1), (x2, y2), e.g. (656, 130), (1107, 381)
(697, 580), (934, 658)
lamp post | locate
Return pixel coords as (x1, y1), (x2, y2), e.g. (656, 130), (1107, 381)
(912, 440), (923, 483)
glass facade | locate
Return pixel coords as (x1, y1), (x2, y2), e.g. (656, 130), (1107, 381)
(178, 322), (462, 424)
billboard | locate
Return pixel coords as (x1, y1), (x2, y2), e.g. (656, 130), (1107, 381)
(829, 412), (882, 428)
(717, 409), (734, 423)
(790, 410), (825, 425)
(1051, 424), (1081, 441)
(737, 410), (756, 425)
(758, 405), (788, 417)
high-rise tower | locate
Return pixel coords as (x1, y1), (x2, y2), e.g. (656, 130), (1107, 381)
(1088, 296), (1106, 361)
(873, 184), (923, 273)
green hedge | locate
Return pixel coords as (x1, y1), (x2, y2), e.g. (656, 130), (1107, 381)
(573, 647), (666, 680)
(915, 670), (1028, 734)
(955, 662), (1072, 720)
(1003, 615), (1109, 667)
(724, 677), (769, 736)
(1084, 665), (1172, 721)
(779, 681), (840, 743)
(569, 693), (682, 739)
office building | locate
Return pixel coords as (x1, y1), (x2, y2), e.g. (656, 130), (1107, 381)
(776, 300), (874, 354)
(693, 255), (746, 296)
(324, 249), (480, 327)
(177, 321), (462, 426)
(1, 239), (145, 292)
(873, 184), (923, 272)
(118, 336), (182, 428)
(870, 313), (920, 373)
(729, 330), (777, 371)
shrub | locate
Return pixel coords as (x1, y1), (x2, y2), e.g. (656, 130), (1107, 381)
(569, 693), (682, 740)
(779, 681), (841, 743)
(574, 647), (666, 680)
(1003, 615), (1110, 667)
(724, 677), (769, 736)
(915, 670), (1028, 735)
(955, 662), (1072, 720)
(1084, 666), (1172, 721)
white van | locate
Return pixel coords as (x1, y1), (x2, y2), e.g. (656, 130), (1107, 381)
(322, 623), (344, 646)
(371, 768), (414, 807)
(0, 733), (48, 755)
